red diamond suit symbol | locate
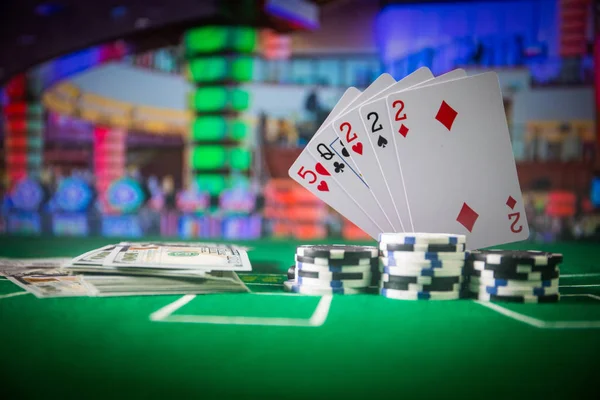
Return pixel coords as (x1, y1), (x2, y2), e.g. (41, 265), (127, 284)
(456, 202), (478, 232)
(435, 101), (458, 131)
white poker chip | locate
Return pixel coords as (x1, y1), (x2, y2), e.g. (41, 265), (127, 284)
(379, 233), (466, 245)
(468, 284), (560, 296)
(469, 276), (559, 289)
(296, 245), (378, 259)
(296, 276), (371, 288)
(381, 267), (463, 277)
(380, 288), (461, 301)
(380, 251), (467, 262)
(296, 262), (373, 273)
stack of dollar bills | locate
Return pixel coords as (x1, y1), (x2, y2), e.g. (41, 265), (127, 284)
(0, 242), (251, 298)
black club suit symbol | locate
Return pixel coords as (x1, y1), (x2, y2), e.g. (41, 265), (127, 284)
(334, 162), (345, 173)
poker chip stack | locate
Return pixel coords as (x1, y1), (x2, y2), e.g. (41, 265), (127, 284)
(284, 245), (378, 295)
(378, 233), (467, 301)
(465, 250), (562, 303)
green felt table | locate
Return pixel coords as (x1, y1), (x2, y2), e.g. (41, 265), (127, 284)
(0, 236), (599, 400)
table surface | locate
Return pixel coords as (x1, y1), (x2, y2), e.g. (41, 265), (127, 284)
(0, 236), (599, 400)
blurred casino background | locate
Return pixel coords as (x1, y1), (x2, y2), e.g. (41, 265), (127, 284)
(0, 0), (597, 242)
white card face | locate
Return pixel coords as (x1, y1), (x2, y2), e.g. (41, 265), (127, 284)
(333, 67), (435, 232)
(288, 87), (383, 239)
(358, 68), (467, 231)
(386, 72), (529, 250)
(306, 74), (398, 233)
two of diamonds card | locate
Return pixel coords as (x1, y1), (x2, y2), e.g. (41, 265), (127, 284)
(289, 68), (529, 250)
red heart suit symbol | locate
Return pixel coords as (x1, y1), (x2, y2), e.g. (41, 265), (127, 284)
(317, 181), (329, 192)
(352, 142), (363, 155)
(315, 162), (330, 176)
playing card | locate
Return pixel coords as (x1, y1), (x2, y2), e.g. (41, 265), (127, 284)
(358, 68), (467, 231)
(289, 87), (384, 238)
(386, 72), (529, 249)
(306, 73), (398, 232)
(332, 67), (434, 231)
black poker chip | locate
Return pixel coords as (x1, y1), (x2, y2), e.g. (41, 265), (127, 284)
(383, 275), (462, 285)
(381, 280), (460, 292)
(467, 250), (563, 268)
(296, 245), (378, 260)
(379, 243), (466, 252)
(295, 254), (377, 267)
(467, 267), (559, 281)
(473, 293), (560, 303)
(297, 269), (369, 281)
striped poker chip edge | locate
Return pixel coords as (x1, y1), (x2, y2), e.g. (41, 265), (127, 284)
(380, 250), (467, 261)
(296, 269), (371, 281)
(296, 245), (378, 260)
(381, 281), (462, 292)
(284, 280), (367, 295)
(380, 288), (461, 300)
(467, 266), (560, 281)
(295, 254), (375, 267)
(381, 274), (463, 285)
(296, 261), (373, 273)
(379, 242), (466, 253)
(379, 232), (466, 245)
(469, 276), (559, 288)
(467, 250), (563, 267)
(473, 292), (560, 303)
(381, 267), (463, 278)
(296, 276), (371, 288)
(380, 257), (465, 269)
(468, 284), (560, 296)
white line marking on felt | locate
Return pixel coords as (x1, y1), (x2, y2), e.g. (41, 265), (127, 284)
(476, 297), (600, 329)
(561, 273), (600, 278)
(562, 294), (600, 301)
(559, 284), (600, 288)
(0, 291), (28, 300)
(253, 292), (297, 296)
(150, 293), (332, 327)
(475, 301), (546, 328)
(309, 295), (333, 326)
(150, 294), (196, 321)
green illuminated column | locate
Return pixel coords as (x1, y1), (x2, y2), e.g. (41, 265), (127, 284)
(184, 26), (256, 196)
